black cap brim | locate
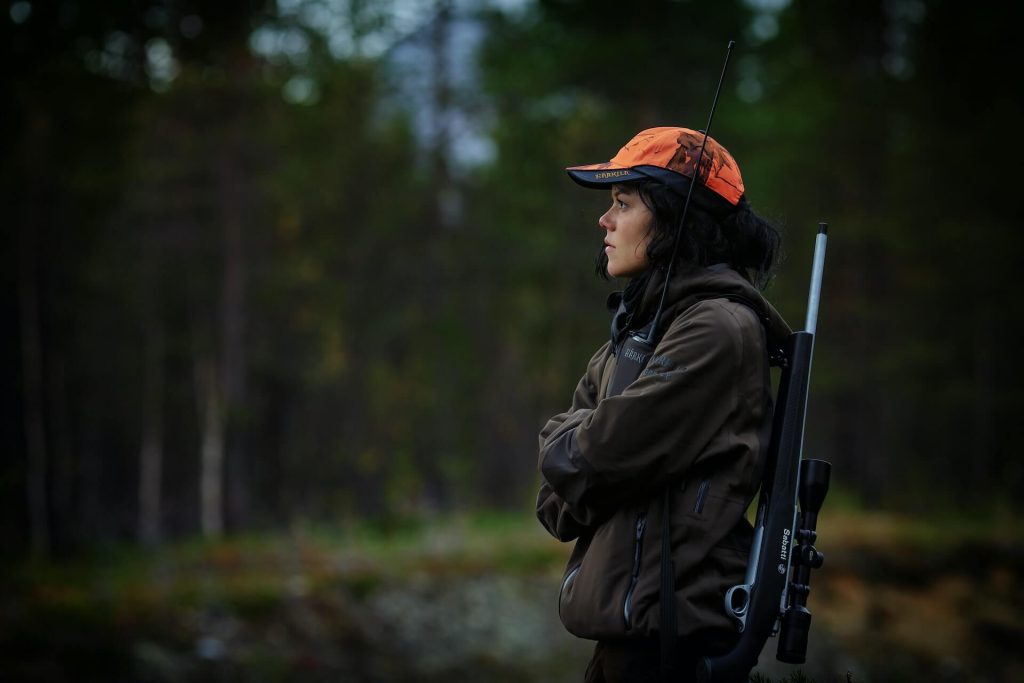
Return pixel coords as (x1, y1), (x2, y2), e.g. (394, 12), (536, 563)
(566, 164), (736, 215)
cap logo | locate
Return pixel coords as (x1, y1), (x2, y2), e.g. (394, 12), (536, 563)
(595, 170), (631, 180)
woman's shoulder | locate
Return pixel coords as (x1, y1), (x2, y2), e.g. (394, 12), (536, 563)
(654, 297), (764, 366)
(664, 296), (763, 338)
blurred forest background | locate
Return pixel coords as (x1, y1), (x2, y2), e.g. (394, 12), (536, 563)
(4, 0), (1024, 681)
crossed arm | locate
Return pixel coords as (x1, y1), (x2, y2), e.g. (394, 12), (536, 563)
(535, 303), (744, 541)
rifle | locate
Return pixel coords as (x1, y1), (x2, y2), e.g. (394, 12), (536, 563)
(697, 224), (832, 682)
(607, 42), (735, 397)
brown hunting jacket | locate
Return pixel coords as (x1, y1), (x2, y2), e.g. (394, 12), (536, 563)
(536, 263), (790, 641)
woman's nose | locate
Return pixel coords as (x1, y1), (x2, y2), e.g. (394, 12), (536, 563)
(598, 208), (613, 231)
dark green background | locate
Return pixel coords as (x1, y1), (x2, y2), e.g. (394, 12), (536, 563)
(4, 2), (1023, 679)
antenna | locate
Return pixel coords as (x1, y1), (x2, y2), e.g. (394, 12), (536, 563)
(646, 40), (736, 342)
(604, 40), (739, 399)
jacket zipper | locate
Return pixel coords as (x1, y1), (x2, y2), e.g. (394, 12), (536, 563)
(693, 477), (710, 514)
(622, 512), (647, 628)
(558, 564), (582, 622)
(560, 565), (581, 598)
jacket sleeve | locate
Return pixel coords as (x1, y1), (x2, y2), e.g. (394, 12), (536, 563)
(535, 342), (610, 541)
(539, 301), (745, 514)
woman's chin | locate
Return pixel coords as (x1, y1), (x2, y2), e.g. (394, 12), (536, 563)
(609, 264), (644, 279)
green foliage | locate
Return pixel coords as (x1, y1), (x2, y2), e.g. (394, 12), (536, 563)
(6, 4), (1024, 682)
(6, 509), (1021, 680)
(4, 0), (1024, 561)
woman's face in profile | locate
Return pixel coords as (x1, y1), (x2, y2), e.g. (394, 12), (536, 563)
(599, 184), (652, 278)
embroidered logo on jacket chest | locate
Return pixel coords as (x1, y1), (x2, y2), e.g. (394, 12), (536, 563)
(640, 355), (681, 378)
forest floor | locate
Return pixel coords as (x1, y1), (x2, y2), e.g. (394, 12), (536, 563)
(1, 508), (1022, 682)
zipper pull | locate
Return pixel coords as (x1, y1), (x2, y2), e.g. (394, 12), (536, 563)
(631, 514), (647, 578)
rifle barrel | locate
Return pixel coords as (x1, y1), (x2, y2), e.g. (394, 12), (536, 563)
(804, 223), (828, 334)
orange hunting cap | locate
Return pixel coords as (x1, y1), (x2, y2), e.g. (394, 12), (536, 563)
(566, 127), (745, 207)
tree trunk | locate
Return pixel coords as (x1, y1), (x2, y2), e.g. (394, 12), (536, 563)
(196, 355), (224, 538)
(19, 202), (50, 558)
(138, 304), (164, 546)
(220, 118), (247, 532)
(423, 0), (458, 508)
(48, 352), (74, 552)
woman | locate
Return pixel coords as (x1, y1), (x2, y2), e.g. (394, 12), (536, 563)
(536, 127), (791, 682)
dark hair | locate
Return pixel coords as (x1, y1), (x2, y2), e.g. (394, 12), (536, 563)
(595, 179), (781, 289)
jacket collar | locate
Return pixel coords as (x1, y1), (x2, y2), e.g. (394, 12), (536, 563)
(609, 263), (792, 349)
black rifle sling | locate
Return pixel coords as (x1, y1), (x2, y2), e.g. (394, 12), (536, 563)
(660, 488), (676, 682)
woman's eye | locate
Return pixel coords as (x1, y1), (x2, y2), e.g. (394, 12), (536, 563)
(617, 200), (627, 209)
